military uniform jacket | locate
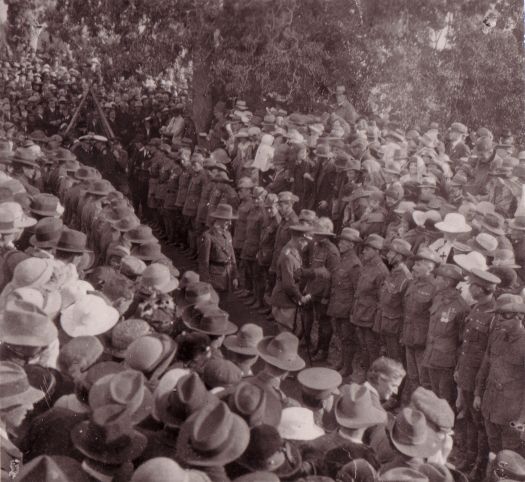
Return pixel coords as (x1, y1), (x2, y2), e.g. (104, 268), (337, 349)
(304, 238), (340, 300)
(376, 263), (411, 336)
(257, 213), (281, 267)
(422, 287), (469, 369)
(182, 170), (205, 217)
(327, 250), (361, 318)
(401, 275), (437, 348)
(241, 205), (265, 260)
(351, 255), (389, 328)
(476, 327), (525, 424)
(447, 140), (470, 162)
(207, 182), (239, 225)
(174, 169), (191, 208)
(195, 176), (216, 225)
(163, 164), (182, 209)
(456, 298), (496, 392)
(270, 241), (303, 308)
(198, 226), (238, 292)
(270, 210), (299, 272)
(232, 198), (253, 250)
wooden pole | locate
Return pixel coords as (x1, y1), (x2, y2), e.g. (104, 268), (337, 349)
(89, 86), (115, 139)
(64, 88), (89, 136)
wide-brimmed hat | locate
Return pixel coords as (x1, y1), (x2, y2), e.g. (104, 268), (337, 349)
(131, 458), (211, 482)
(277, 191), (299, 203)
(174, 282), (219, 311)
(209, 203), (238, 220)
(380, 467), (429, 481)
(238, 424), (302, 478)
(224, 323), (264, 356)
(203, 358), (242, 391)
(139, 263), (179, 294)
(467, 233), (498, 256)
(0, 299), (57, 347)
(387, 238), (412, 257)
(387, 407), (440, 458)
(469, 268), (502, 289)
(257, 333), (305, 371)
(1, 201), (37, 228)
(334, 383), (387, 429)
(298, 367), (342, 401)
(74, 166), (99, 181)
(0, 360), (45, 410)
(492, 249), (521, 268)
(480, 212), (506, 236)
(152, 367), (191, 423)
(362, 234), (384, 251)
(10, 256), (54, 289)
(453, 251), (488, 273)
(132, 242), (163, 261)
(16, 455), (90, 482)
(493, 294), (525, 314)
(434, 264), (464, 283)
(278, 407), (324, 441)
(156, 371), (218, 427)
(11, 149), (39, 168)
(509, 216), (525, 231)
(55, 228), (88, 254)
(227, 381), (282, 427)
(0, 206), (19, 234)
(338, 227), (362, 243)
(184, 306), (237, 336)
(54, 148), (77, 162)
(311, 217), (335, 237)
(106, 318), (153, 358)
(60, 294), (119, 337)
(124, 333), (178, 379)
(412, 246), (441, 265)
(86, 180), (113, 196)
(434, 213), (471, 234)
(30, 193), (62, 217)
(88, 369), (153, 424)
(176, 401), (250, 467)
(71, 405), (147, 465)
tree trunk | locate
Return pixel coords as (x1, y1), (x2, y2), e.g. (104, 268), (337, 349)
(191, 39), (213, 134)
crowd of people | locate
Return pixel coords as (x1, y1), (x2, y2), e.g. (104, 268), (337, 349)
(0, 52), (524, 482)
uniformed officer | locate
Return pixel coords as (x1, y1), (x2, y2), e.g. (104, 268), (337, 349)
(475, 294), (525, 458)
(270, 223), (312, 333)
(401, 246), (440, 396)
(198, 203), (239, 307)
(327, 227), (362, 375)
(351, 234), (389, 371)
(422, 263), (469, 407)
(233, 177), (254, 297)
(376, 238), (413, 363)
(269, 191), (300, 275)
(182, 154), (206, 258)
(454, 268), (501, 475)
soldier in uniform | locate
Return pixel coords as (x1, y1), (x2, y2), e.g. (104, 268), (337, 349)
(475, 294), (525, 459)
(240, 186), (267, 309)
(182, 154), (206, 258)
(509, 215), (525, 283)
(376, 238), (412, 363)
(257, 193), (281, 315)
(301, 217), (340, 362)
(269, 191), (300, 275)
(198, 203), (239, 307)
(270, 223), (312, 333)
(173, 150), (192, 250)
(422, 264), (469, 407)
(351, 234), (389, 372)
(455, 268), (501, 476)
(233, 177), (254, 298)
(401, 246), (440, 396)
(327, 227), (362, 375)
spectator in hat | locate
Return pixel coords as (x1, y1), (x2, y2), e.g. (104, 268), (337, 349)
(446, 122), (470, 162)
(223, 323), (263, 376)
(376, 238), (412, 363)
(270, 223), (313, 333)
(422, 264), (469, 407)
(351, 234), (389, 372)
(401, 247), (441, 396)
(131, 457), (211, 482)
(301, 383), (385, 478)
(475, 294), (525, 459)
(0, 361), (45, 478)
(327, 227), (362, 374)
(454, 268), (501, 475)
